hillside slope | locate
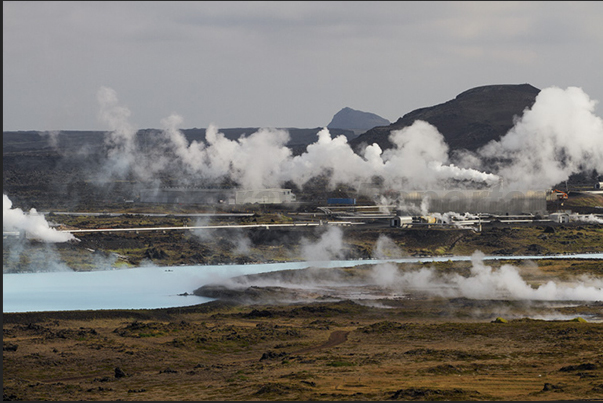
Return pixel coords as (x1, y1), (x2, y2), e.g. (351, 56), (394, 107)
(327, 107), (390, 132)
(349, 84), (540, 153)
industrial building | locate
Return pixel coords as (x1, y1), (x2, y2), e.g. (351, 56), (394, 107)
(235, 189), (296, 204)
(397, 189), (547, 215)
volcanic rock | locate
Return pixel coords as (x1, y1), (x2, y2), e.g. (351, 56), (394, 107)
(349, 83), (540, 154)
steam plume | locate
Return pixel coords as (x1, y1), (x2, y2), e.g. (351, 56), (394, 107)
(94, 88), (500, 192)
(570, 213), (603, 224)
(300, 226), (346, 262)
(90, 85), (602, 214)
(97, 86), (139, 178)
(3, 194), (74, 243)
(479, 86), (603, 190)
(371, 250), (603, 301)
(372, 234), (407, 259)
(205, 245), (602, 307)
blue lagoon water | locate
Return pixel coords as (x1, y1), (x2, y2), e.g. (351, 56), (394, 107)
(4, 254), (603, 313)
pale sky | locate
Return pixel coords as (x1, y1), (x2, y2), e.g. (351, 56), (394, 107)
(4, 1), (603, 132)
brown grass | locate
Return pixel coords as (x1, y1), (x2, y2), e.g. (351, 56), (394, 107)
(4, 293), (603, 401)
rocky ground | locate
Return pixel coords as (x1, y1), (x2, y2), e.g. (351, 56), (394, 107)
(4, 255), (603, 401)
(3, 290), (603, 401)
(3, 191), (603, 402)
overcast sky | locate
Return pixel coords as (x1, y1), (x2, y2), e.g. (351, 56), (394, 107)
(4, 1), (603, 132)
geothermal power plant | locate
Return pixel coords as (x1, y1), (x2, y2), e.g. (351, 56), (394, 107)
(129, 183), (602, 233)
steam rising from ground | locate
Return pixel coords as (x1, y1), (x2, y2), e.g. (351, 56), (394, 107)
(94, 85), (602, 195)
(370, 251), (603, 301)
(372, 234), (408, 259)
(3, 194), (74, 243)
(571, 213), (603, 224)
(190, 216), (253, 256)
(478, 86), (603, 190)
(216, 248), (603, 304)
(207, 227), (603, 304)
(94, 87), (501, 191)
(3, 194), (79, 272)
(2, 195), (133, 272)
(300, 226), (346, 262)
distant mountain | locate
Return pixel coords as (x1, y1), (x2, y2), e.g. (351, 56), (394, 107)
(327, 107), (390, 134)
(349, 84), (540, 153)
(1, 84), (541, 159)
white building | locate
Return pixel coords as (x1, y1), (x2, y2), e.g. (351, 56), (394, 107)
(235, 189), (296, 204)
(390, 216), (413, 227)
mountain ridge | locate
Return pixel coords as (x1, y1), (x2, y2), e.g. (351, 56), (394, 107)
(4, 84), (540, 157)
(327, 107), (390, 133)
(349, 83), (541, 154)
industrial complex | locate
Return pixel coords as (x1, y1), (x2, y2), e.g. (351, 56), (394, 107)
(124, 184), (603, 235)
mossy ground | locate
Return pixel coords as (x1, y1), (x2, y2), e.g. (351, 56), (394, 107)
(3, 298), (603, 401)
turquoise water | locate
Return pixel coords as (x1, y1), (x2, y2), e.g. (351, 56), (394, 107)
(4, 253), (603, 313)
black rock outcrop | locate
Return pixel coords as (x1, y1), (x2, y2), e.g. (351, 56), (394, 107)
(349, 83), (540, 154)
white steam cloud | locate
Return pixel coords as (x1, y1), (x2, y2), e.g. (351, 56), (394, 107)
(210, 241), (602, 305)
(94, 85), (602, 197)
(479, 86), (603, 190)
(97, 86), (140, 178)
(3, 194), (75, 243)
(370, 250), (603, 301)
(300, 226), (347, 262)
(211, 228), (602, 304)
(94, 87), (501, 191)
(372, 234), (407, 260)
(570, 213), (603, 224)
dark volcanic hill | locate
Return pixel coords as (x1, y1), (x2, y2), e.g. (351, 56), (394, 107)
(327, 107), (390, 132)
(349, 84), (540, 154)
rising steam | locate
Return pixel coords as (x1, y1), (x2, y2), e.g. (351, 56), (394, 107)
(479, 86), (603, 190)
(94, 85), (602, 198)
(3, 194), (75, 243)
(203, 227), (602, 304)
(216, 245), (603, 303)
(300, 226), (347, 262)
(370, 250), (603, 301)
(94, 87), (501, 192)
